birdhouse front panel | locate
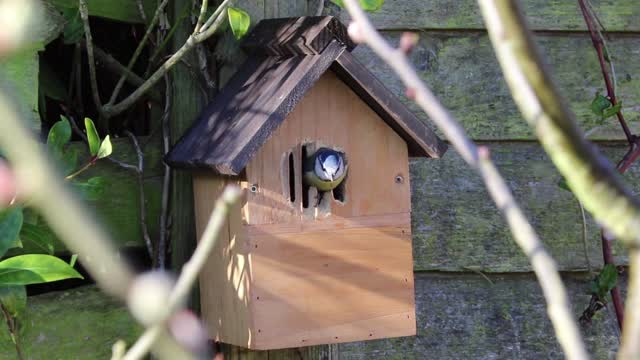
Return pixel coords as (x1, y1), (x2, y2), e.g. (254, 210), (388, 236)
(239, 70), (416, 349)
(166, 16), (447, 352)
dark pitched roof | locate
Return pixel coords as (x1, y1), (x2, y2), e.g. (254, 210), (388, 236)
(166, 16), (447, 176)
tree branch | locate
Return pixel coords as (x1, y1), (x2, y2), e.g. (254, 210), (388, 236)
(477, 0), (640, 248)
(122, 186), (241, 360)
(107, 0), (170, 105)
(79, 0), (104, 117)
(476, 1), (640, 357)
(341, 1), (588, 359)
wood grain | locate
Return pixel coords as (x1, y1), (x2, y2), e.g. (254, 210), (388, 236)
(411, 142), (638, 272)
(249, 224), (415, 349)
(244, 71), (412, 225)
(352, 31), (640, 141)
(337, 272), (620, 360)
(193, 174), (254, 348)
(328, 0), (640, 32)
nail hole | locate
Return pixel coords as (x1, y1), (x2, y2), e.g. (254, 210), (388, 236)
(394, 175), (404, 184)
(250, 184), (259, 193)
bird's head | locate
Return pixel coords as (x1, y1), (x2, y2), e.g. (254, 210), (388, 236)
(313, 148), (345, 182)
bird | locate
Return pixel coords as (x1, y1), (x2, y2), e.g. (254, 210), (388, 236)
(303, 147), (348, 192)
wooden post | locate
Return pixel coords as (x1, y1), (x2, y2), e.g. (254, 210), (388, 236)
(169, 0), (204, 310)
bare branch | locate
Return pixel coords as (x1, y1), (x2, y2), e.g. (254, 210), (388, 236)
(100, 1), (230, 118)
(193, 0), (209, 34)
(125, 131), (154, 262)
(158, 75), (172, 269)
(477, 0), (640, 248)
(341, 1), (588, 359)
(121, 186), (241, 360)
(108, 0), (170, 105)
(78, 0), (104, 117)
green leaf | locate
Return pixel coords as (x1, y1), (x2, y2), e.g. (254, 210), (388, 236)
(227, 7), (250, 40)
(61, 7), (84, 44)
(591, 94), (612, 117)
(73, 176), (107, 201)
(592, 264), (618, 299)
(19, 223), (55, 254)
(61, 147), (80, 175)
(603, 47), (611, 63)
(331, 0), (385, 12)
(47, 117), (72, 153)
(557, 178), (570, 192)
(0, 255), (83, 286)
(0, 286), (26, 318)
(602, 102), (622, 119)
(84, 118), (100, 157)
(97, 135), (113, 159)
(0, 208), (23, 258)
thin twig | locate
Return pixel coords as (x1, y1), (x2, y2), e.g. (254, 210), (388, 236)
(108, 0), (170, 105)
(136, 0), (148, 24)
(121, 186), (241, 360)
(601, 230), (625, 328)
(194, 0), (209, 34)
(577, 199), (592, 274)
(99, 1), (230, 118)
(158, 75), (172, 270)
(577, 0), (633, 144)
(125, 131), (154, 262)
(342, 1), (588, 359)
(79, 0), (104, 117)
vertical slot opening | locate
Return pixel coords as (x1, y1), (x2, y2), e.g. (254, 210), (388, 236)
(302, 144), (310, 209)
(288, 152), (296, 203)
(332, 178), (346, 203)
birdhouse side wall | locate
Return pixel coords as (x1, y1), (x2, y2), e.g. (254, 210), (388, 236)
(192, 173), (255, 348)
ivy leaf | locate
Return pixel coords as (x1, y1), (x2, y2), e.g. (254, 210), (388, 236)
(62, 7), (84, 44)
(227, 7), (250, 40)
(557, 178), (570, 192)
(97, 135), (113, 159)
(0, 255), (83, 286)
(591, 264), (618, 299)
(84, 118), (100, 157)
(602, 102), (622, 119)
(0, 207), (23, 259)
(47, 117), (72, 154)
(591, 94), (612, 117)
(331, 0), (385, 12)
(0, 286), (26, 318)
(61, 147), (80, 176)
(19, 223), (55, 255)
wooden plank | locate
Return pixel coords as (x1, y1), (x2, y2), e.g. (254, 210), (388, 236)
(328, 0), (640, 32)
(0, 285), (140, 359)
(410, 142), (636, 272)
(352, 31), (640, 141)
(193, 174), (254, 349)
(337, 272), (620, 359)
(250, 224), (415, 349)
(242, 17), (354, 56)
(48, 0), (155, 23)
(244, 71), (412, 224)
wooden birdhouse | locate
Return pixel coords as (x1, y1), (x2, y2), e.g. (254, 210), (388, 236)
(166, 16), (447, 350)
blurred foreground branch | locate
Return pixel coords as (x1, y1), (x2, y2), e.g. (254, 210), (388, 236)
(341, 1), (587, 359)
(477, 1), (640, 358)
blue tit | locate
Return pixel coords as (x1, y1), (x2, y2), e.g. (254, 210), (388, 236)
(303, 147), (348, 192)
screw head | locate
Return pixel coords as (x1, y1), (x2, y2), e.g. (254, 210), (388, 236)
(250, 184), (259, 193)
(395, 175), (404, 184)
